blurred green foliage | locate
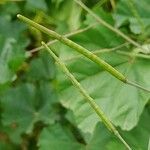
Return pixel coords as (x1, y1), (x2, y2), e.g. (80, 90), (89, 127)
(0, 0), (149, 149)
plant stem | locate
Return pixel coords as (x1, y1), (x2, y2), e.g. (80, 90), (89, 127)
(17, 14), (150, 92)
(74, 0), (144, 51)
(41, 41), (132, 150)
(127, 80), (150, 92)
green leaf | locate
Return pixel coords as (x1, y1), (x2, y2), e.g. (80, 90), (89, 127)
(59, 50), (150, 135)
(1, 82), (57, 143)
(56, 15), (150, 136)
(38, 124), (84, 150)
(0, 16), (27, 39)
(0, 141), (14, 150)
(49, 0), (82, 32)
(113, 0), (150, 34)
(0, 16), (29, 84)
(38, 105), (150, 150)
(0, 59), (14, 84)
(26, 51), (56, 81)
(0, 36), (27, 84)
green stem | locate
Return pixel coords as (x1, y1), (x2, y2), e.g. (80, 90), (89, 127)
(42, 41), (132, 150)
(17, 14), (150, 92)
(74, 0), (144, 51)
(127, 80), (150, 92)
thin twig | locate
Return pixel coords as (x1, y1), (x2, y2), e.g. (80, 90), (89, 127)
(116, 50), (150, 59)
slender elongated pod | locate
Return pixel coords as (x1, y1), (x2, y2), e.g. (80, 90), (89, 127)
(41, 41), (132, 150)
(17, 14), (150, 92)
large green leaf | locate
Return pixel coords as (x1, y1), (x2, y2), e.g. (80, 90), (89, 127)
(38, 108), (150, 150)
(59, 52), (150, 133)
(56, 11), (150, 136)
(113, 0), (150, 34)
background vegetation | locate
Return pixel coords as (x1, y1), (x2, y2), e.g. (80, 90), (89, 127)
(0, 0), (150, 149)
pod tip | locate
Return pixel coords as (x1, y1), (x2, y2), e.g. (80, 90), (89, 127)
(17, 14), (21, 18)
